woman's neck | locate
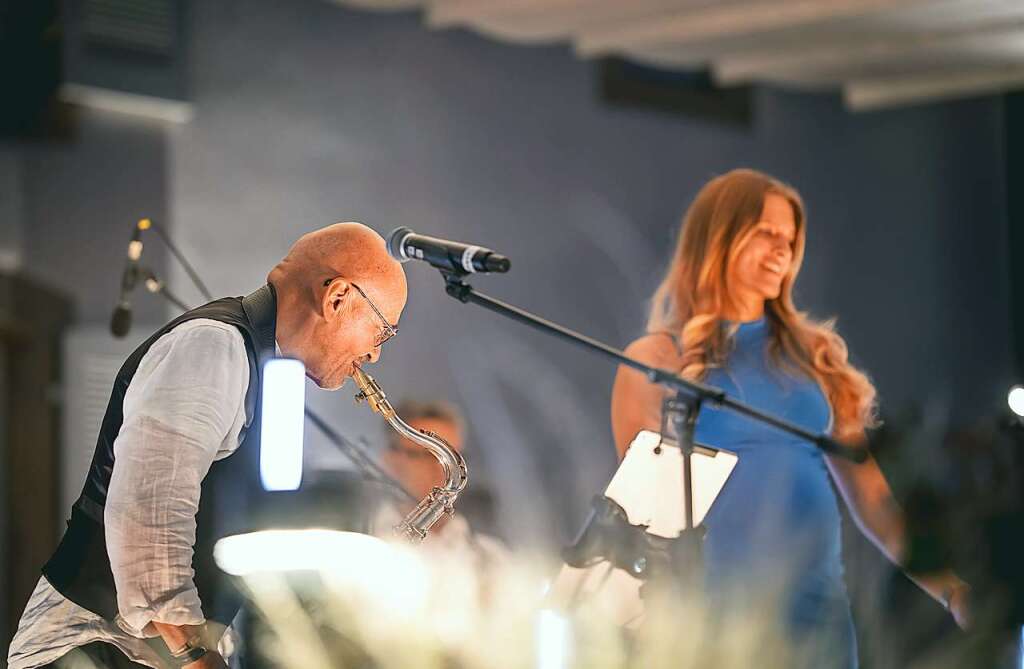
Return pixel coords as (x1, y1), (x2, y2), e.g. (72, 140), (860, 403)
(722, 296), (765, 323)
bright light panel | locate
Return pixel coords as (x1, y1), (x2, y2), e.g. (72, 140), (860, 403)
(1009, 386), (1024, 418)
(536, 609), (572, 669)
(260, 358), (305, 491)
(215, 529), (391, 574)
(213, 529), (430, 610)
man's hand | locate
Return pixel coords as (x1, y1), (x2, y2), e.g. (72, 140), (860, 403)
(150, 620), (228, 667)
(949, 584), (972, 631)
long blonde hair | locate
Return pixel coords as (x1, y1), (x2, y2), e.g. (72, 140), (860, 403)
(647, 169), (877, 440)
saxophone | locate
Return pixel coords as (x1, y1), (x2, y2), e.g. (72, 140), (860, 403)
(352, 366), (469, 543)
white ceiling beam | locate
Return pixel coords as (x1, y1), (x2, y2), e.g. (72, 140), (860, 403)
(574, 0), (937, 57)
(59, 84), (194, 124)
(714, 17), (1024, 85)
(428, 0), (585, 27)
(426, 0), (705, 31)
(844, 64), (1024, 111)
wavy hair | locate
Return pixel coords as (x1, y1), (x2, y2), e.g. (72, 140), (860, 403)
(647, 169), (877, 440)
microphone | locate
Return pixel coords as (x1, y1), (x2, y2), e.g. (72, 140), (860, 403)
(109, 303), (132, 338)
(110, 219), (151, 337)
(387, 227), (511, 274)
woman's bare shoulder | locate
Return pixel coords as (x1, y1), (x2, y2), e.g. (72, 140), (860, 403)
(623, 332), (683, 369)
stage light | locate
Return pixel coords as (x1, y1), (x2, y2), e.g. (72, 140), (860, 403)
(260, 358), (305, 491)
(215, 529), (420, 579)
(1008, 385), (1024, 418)
(214, 529), (430, 612)
(536, 609), (572, 669)
(215, 528), (357, 574)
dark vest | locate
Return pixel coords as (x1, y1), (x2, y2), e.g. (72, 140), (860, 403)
(42, 285), (278, 627)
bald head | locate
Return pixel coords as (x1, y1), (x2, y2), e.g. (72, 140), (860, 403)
(270, 222), (408, 390)
(270, 222), (404, 306)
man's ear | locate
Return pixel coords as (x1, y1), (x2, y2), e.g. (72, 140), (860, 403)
(321, 277), (352, 320)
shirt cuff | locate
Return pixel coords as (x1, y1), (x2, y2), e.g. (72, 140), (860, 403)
(116, 588), (206, 637)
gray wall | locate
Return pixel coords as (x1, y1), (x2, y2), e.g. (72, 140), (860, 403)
(19, 111), (172, 327)
(1, 111), (172, 327)
(166, 0), (1012, 549)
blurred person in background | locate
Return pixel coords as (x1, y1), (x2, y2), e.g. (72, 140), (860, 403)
(610, 168), (971, 668)
(8, 223), (407, 669)
(375, 399), (506, 565)
(882, 413), (1024, 668)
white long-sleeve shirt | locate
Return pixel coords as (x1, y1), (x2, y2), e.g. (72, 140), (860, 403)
(8, 319), (250, 669)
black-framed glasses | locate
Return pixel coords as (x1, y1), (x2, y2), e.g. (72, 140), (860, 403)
(324, 278), (398, 347)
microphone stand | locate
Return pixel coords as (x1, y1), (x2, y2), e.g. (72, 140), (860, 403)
(147, 221), (214, 302)
(140, 268), (190, 313)
(440, 271), (864, 461)
(302, 405), (416, 505)
(438, 268), (868, 588)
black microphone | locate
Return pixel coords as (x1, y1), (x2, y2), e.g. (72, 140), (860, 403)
(387, 227), (511, 274)
(110, 219), (150, 338)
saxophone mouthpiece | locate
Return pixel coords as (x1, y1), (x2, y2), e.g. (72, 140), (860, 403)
(351, 364), (371, 392)
(351, 366), (394, 419)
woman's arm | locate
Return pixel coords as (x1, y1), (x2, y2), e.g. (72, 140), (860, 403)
(825, 451), (971, 628)
(610, 335), (683, 458)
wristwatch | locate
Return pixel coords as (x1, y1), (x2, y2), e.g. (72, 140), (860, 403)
(169, 634), (209, 667)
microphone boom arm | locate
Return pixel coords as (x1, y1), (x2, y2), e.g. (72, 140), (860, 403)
(440, 271), (867, 463)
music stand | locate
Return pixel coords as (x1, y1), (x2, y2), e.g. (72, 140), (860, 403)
(547, 426), (737, 620)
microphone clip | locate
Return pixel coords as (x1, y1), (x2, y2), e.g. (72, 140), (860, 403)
(442, 271), (474, 303)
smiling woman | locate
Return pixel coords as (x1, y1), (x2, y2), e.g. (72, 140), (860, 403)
(610, 168), (971, 669)
(636, 169), (875, 442)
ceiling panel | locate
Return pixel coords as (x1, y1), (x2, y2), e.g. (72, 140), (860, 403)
(335, 0), (1024, 110)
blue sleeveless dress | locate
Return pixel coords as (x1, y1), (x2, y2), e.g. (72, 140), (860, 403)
(687, 317), (856, 668)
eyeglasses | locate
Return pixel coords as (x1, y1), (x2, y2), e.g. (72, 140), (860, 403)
(324, 278), (398, 348)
